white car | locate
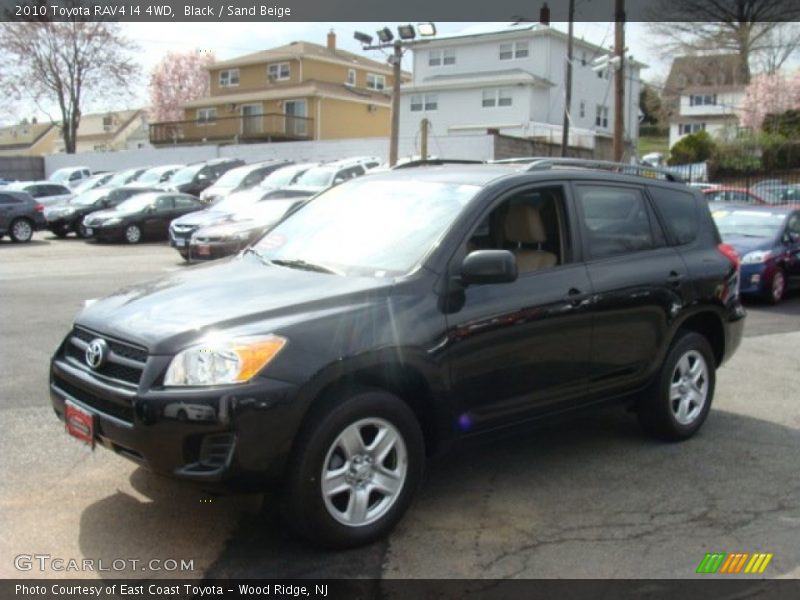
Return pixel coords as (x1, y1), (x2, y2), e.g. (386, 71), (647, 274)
(7, 181), (74, 208)
(49, 166), (92, 188)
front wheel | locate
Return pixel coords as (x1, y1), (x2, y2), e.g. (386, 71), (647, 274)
(637, 331), (715, 441)
(282, 388), (424, 548)
(766, 268), (786, 305)
(124, 224), (142, 244)
(76, 223), (93, 239)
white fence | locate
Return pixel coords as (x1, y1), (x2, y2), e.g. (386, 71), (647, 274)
(43, 134), (496, 177)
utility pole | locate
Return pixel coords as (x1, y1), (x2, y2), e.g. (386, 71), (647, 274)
(613, 0), (625, 162)
(389, 40), (402, 167)
(420, 118), (429, 160)
(561, 0), (575, 157)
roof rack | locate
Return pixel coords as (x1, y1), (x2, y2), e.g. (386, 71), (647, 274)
(391, 159), (486, 170)
(509, 157), (683, 182)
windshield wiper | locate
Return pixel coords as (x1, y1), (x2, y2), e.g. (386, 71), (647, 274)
(242, 247), (269, 264)
(270, 258), (342, 275)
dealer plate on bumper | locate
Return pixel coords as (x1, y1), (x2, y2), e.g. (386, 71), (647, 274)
(65, 400), (95, 449)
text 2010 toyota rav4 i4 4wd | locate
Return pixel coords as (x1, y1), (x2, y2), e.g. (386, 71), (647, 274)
(50, 160), (745, 548)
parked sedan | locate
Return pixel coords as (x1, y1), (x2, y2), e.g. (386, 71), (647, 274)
(159, 158), (245, 198)
(45, 186), (155, 238)
(187, 199), (301, 262)
(0, 190), (46, 242)
(219, 162), (319, 206)
(711, 205), (800, 303)
(102, 167), (149, 189)
(83, 192), (205, 243)
(704, 187), (766, 205)
(73, 172), (115, 194)
(198, 160), (292, 204)
(131, 165), (184, 187)
(6, 181), (74, 208)
(265, 159), (368, 200)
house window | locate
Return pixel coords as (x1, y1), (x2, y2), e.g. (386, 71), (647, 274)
(410, 94), (437, 112)
(102, 115), (113, 132)
(595, 105), (609, 128)
(219, 69), (240, 87)
(499, 42), (528, 61)
(579, 101), (585, 118)
(346, 69), (356, 86)
(197, 108), (217, 124)
(267, 62), (290, 81)
(429, 49), (455, 66)
(689, 94), (717, 106)
(482, 88), (512, 108)
(514, 42), (528, 58)
(680, 123), (705, 135)
(366, 73), (386, 91)
(499, 43), (513, 60)
(597, 69), (604, 79)
(581, 51), (587, 66)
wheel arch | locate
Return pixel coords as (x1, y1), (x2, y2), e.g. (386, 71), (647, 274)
(674, 309), (726, 367)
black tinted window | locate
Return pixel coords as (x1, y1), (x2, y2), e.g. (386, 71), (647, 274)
(173, 195), (198, 208)
(0, 193), (20, 204)
(154, 196), (173, 210)
(577, 185), (655, 260)
(649, 186), (698, 245)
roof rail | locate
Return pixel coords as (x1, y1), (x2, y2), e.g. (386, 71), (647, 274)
(514, 157), (684, 182)
(391, 159), (486, 170)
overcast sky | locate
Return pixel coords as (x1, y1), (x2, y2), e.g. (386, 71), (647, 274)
(6, 21), (661, 124)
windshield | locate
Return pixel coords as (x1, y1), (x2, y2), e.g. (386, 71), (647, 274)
(260, 166), (306, 188)
(170, 164), (204, 185)
(50, 169), (71, 183)
(213, 166), (254, 188)
(137, 168), (171, 185)
(71, 189), (108, 206)
(106, 169), (139, 187)
(712, 209), (786, 239)
(294, 167), (335, 188)
(254, 178), (479, 275)
(212, 193), (261, 214)
(115, 194), (158, 212)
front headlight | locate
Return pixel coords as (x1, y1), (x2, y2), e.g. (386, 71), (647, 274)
(741, 250), (771, 264)
(164, 335), (287, 386)
(103, 217), (122, 226)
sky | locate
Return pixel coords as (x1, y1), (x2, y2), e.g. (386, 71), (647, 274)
(6, 21), (661, 125)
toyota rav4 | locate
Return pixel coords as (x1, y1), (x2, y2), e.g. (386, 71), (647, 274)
(50, 160), (744, 548)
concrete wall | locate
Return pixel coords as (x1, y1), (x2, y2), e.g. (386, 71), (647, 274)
(0, 156), (45, 181)
(43, 135), (497, 176)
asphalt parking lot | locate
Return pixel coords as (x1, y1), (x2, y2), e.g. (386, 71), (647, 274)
(1, 232), (799, 580)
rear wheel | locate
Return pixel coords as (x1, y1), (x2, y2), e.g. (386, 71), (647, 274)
(76, 223), (93, 239)
(766, 268), (786, 305)
(124, 224), (142, 244)
(282, 388), (424, 548)
(637, 331), (715, 441)
(10, 218), (33, 243)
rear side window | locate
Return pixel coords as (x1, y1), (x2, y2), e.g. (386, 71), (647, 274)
(174, 195), (198, 209)
(0, 193), (20, 204)
(576, 185), (656, 260)
(649, 186), (698, 245)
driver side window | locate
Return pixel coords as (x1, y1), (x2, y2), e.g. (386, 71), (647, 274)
(154, 196), (173, 211)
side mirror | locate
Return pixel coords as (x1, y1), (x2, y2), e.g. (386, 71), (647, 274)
(196, 173), (210, 182)
(333, 176), (345, 185)
(460, 250), (518, 285)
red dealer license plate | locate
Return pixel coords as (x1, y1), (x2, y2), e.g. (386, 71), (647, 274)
(65, 400), (95, 448)
(196, 244), (211, 256)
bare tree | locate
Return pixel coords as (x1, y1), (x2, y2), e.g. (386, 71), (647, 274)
(0, 19), (139, 153)
(753, 23), (800, 74)
(647, 0), (800, 82)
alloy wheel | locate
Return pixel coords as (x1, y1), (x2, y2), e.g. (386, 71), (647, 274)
(11, 219), (33, 242)
(670, 350), (709, 426)
(125, 225), (142, 244)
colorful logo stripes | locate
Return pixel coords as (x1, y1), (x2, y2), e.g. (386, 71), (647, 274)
(697, 552), (773, 574)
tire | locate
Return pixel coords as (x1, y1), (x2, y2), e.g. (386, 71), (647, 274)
(637, 331), (715, 442)
(766, 268), (786, 305)
(124, 224), (142, 244)
(9, 218), (34, 243)
(53, 229), (69, 239)
(76, 223), (93, 239)
(282, 387), (425, 548)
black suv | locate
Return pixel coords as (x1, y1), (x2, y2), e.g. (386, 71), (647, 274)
(50, 161), (744, 548)
(159, 158), (245, 198)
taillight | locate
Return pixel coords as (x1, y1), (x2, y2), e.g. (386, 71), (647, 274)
(34, 203), (45, 213)
(718, 243), (740, 269)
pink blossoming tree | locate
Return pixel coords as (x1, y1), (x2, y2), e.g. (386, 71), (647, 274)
(149, 50), (215, 122)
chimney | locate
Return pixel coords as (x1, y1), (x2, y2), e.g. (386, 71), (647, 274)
(327, 29), (336, 52)
(540, 2), (550, 26)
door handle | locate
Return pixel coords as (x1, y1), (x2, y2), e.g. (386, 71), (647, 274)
(564, 288), (591, 307)
(667, 271), (686, 285)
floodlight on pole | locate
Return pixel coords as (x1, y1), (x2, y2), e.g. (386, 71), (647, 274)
(417, 22), (437, 37)
(376, 27), (394, 43)
(398, 24), (416, 40)
(353, 31), (373, 46)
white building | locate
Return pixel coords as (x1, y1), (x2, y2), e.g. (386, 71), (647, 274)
(399, 24), (644, 157)
(664, 55), (746, 148)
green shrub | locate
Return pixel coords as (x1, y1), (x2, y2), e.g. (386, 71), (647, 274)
(668, 130), (716, 165)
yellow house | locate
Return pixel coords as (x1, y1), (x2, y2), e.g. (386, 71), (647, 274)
(0, 122), (60, 157)
(150, 32), (409, 146)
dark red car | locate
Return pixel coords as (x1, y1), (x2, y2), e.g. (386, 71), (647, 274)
(704, 187), (767, 205)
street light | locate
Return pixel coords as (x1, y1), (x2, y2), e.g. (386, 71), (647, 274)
(355, 23), (437, 166)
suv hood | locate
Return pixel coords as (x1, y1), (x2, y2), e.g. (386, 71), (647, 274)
(75, 253), (392, 354)
(172, 209), (234, 228)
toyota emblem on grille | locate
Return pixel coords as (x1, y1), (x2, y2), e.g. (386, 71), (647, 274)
(85, 338), (108, 369)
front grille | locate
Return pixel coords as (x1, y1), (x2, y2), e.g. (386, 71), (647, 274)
(66, 327), (147, 386)
(54, 375), (134, 423)
(171, 225), (196, 238)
